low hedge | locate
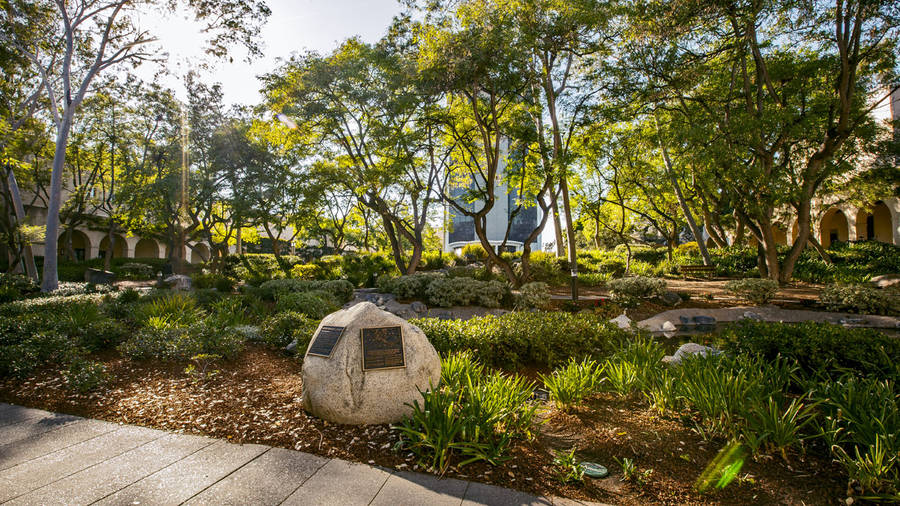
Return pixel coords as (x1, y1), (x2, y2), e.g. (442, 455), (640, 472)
(718, 321), (900, 381)
(411, 312), (628, 369)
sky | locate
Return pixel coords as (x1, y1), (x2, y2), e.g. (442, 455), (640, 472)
(134, 0), (404, 107)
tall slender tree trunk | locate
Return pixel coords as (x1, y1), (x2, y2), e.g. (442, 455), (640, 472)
(41, 113), (74, 291)
(104, 225), (115, 270)
(550, 194), (564, 256)
(6, 169), (38, 281)
(658, 139), (712, 265)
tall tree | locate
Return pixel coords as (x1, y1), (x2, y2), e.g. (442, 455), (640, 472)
(1, 0), (269, 290)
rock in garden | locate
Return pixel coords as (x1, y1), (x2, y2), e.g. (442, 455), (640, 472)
(661, 320), (677, 332)
(663, 342), (722, 366)
(164, 274), (192, 291)
(658, 291), (682, 307)
(872, 274), (900, 289)
(301, 302), (441, 425)
(410, 301), (427, 314)
(610, 314), (632, 329)
(84, 268), (116, 285)
(692, 315), (716, 325)
(742, 311), (763, 321)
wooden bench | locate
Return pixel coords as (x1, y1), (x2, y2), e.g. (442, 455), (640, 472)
(679, 264), (717, 279)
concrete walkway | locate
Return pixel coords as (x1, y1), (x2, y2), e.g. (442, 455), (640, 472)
(0, 403), (600, 506)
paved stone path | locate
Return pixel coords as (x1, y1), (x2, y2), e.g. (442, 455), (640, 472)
(0, 403), (602, 506)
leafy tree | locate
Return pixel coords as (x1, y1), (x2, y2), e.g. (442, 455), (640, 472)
(1, 0), (270, 290)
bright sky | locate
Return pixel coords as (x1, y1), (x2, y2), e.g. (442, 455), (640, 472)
(134, 0), (404, 106)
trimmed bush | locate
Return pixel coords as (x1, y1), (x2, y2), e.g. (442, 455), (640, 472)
(290, 263), (322, 280)
(517, 282), (551, 309)
(425, 277), (508, 308)
(821, 283), (899, 315)
(724, 278), (779, 304)
(718, 321), (900, 381)
(259, 311), (319, 349)
(119, 322), (243, 361)
(606, 276), (666, 306)
(274, 291), (338, 319)
(412, 312), (627, 369)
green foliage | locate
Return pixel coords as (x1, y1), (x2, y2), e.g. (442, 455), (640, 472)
(396, 354), (537, 473)
(138, 292), (203, 327)
(119, 321), (244, 361)
(718, 321), (900, 381)
(460, 243), (488, 261)
(425, 277), (509, 308)
(290, 263), (322, 280)
(552, 448), (584, 483)
(412, 312), (626, 369)
(376, 273), (439, 300)
(192, 272), (236, 292)
(64, 358), (108, 393)
(339, 252), (397, 287)
(274, 290), (338, 319)
(254, 278), (354, 304)
(118, 263), (154, 280)
(724, 278), (779, 305)
(516, 281), (551, 309)
(616, 457), (652, 487)
(185, 353), (222, 382)
(606, 276), (666, 306)
(541, 358), (605, 411)
(821, 283), (899, 315)
(259, 311), (318, 350)
(419, 251), (457, 271)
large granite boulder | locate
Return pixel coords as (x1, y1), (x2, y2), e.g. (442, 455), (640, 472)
(301, 302), (441, 425)
(163, 274), (192, 291)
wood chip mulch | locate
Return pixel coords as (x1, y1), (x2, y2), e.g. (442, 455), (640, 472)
(0, 345), (848, 504)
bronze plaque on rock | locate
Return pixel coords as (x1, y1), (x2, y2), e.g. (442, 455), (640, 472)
(307, 326), (345, 358)
(360, 326), (405, 371)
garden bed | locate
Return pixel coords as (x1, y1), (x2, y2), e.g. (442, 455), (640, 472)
(0, 344), (853, 504)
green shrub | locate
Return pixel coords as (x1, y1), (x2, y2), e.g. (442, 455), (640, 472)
(289, 263), (321, 280)
(606, 276), (666, 306)
(541, 358), (605, 411)
(412, 312), (626, 369)
(724, 278), (779, 304)
(524, 251), (565, 283)
(207, 296), (251, 327)
(119, 262), (154, 280)
(460, 243), (488, 261)
(119, 322), (243, 361)
(0, 314), (75, 377)
(259, 311), (318, 350)
(419, 251), (456, 271)
(255, 278), (353, 304)
(440, 350), (485, 393)
(274, 291), (338, 319)
(138, 292), (203, 327)
(821, 283), (899, 315)
(719, 321), (900, 381)
(192, 272), (234, 291)
(376, 273), (437, 300)
(64, 358), (108, 392)
(517, 281), (551, 309)
(397, 356), (537, 473)
(339, 252), (397, 287)
(425, 277), (508, 308)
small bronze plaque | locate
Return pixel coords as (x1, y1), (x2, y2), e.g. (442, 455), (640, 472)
(360, 326), (405, 371)
(307, 326), (345, 358)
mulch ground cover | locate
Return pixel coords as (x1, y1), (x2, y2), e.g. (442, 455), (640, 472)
(0, 344), (847, 504)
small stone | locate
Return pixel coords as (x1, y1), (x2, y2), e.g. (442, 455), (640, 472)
(410, 301), (427, 313)
(658, 291), (682, 307)
(610, 314), (632, 329)
(661, 320), (677, 332)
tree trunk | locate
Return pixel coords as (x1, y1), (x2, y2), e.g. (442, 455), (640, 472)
(550, 194), (564, 256)
(659, 141), (712, 265)
(104, 225), (115, 271)
(559, 176), (579, 300)
(41, 113), (74, 292)
(6, 170), (38, 281)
